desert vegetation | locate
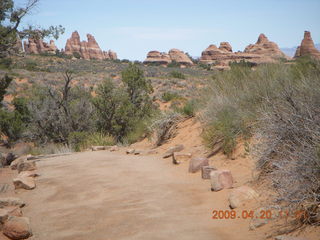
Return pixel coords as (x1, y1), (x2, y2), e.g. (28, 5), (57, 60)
(200, 57), (320, 228)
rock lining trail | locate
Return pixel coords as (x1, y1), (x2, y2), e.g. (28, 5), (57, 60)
(16, 150), (259, 240)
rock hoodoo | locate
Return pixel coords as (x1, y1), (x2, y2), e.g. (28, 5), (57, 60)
(144, 49), (193, 67)
(294, 31), (320, 59)
(244, 33), (287, 58)
(64, 31), (117, 60)
(24, 38), (57, 55)
(200, 33), (289, 70)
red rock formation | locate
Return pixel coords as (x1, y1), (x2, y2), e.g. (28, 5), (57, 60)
(168, 49), (193, 66)
(219, 42), (232, 52)
(24, 38), (57, 54)
(294, 31), (320, 59)
(244, 33), (287, 58)
(143, 51), (172, 65)
(64, 31), (117, 60)
(144, 49), (193, 66)
(200, 34), (289, 70)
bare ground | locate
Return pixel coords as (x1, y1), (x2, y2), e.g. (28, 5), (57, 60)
(11, 150), (262, 240)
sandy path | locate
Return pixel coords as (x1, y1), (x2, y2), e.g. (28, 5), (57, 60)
(17, 151), (260, 240)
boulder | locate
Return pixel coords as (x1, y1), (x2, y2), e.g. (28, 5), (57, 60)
(201, 166), (217, 179)
(210, 169), (233, 191)
(109, 146), (118, 152)
(18, 171), (39, 178)
(10, 156), (27, 170)
(126, 149), (135, 154)
(228, 186), (259, 209)
(13, 177), (36, 190)
(0, 209), (9, 224)
(17, 161), (36, 173)
(91, 146), (106, 151)
(0, 198), (25, 208)
(1, 153), (18, 167)
(294, 31), (320, 59)
(172, 152), (192, 164)
(3, 216), (32, 240)
(189, 157), (209, 173)
(275, 236), (309, 240)
(4, 207), (23, 217)
(163, 144), (184, 158)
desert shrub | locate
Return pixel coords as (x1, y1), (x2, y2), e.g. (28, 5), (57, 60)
(72, 52), (81, 59)
(68, 132), (115, 152)
(29, 143), (72, 156)
(176, 100), (196, 118)
(202, 58), (320, 227)
(28, 71), (94, 143)
(0, 108), (25, 142)
(0, 58), (13, 69)
(0, 74), (13, 102)
(198, 62), (211, 71)
(167, 61), (180, 68)
(25, 60), (38, 71)
(150, 111), (182, 146)
(94, 64), (154, 142)
(169, 71), (186, 79)
(161, 91), (181, 102)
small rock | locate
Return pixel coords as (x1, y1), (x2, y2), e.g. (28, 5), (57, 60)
(5, 153), (18, 166)
(0, 209), (9, 224)
(274, 236), (309, 240)
(18, 171), (40, 178)
(134, 150), (142, 155)
(109, 146), (118, 152)
(17, 161), (36, 173)
(13, 177), (36, 190)
(3, 216), (32, 240)
(229, 186), (259, 209)
(210, 170), (233, 191)
(172, 152), (192, 164)
(91, 146), (106, 151)
(126, 149), (135, 154)
(0, 198), (25, 208)
(163, 144), (184, 158)
(201, 166), (217, 179)
(10, 156), (26, 171)
(5, 207), (23, 217)
(189, 157), (209, 173)
(146, 149), (158, 155)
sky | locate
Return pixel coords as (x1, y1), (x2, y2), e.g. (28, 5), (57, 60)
(16, 0), (320, 60)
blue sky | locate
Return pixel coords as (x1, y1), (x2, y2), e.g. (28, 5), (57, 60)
(17, 0), (320, 60)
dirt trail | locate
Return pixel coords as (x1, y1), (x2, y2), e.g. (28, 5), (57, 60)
(15, 150), (261, 240)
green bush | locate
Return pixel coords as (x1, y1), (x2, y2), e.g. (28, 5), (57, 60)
(178, 100), (196, 117)
(167, 61), (181, 68)
(68, 132), (115, 152)
(169, 71), (186, 79)
(0, 58), (13, 69)
(161, 92), (181, 102)
(73, 52), (81, 59)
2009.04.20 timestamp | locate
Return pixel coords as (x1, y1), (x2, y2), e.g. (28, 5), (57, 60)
(212, 209), (306, 220)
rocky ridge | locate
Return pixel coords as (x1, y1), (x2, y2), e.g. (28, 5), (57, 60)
(64, 31), (117, 60)
(200, 33), (289, 70)
(144, 49), (193, 67)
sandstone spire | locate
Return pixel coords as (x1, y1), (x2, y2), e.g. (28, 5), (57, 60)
(294, 31), (320, 59)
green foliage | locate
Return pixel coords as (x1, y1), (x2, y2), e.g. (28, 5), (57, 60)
(0, 108), (25, 142)
(177, 100), (196, 117)
(68, 132), (115, 152)
(169, 71), (186, 79)
(198, 62), (211, 71)
(0, 0), (64, 57)
(167, 61), (181, 68)
(72, 52), (81, 59)
(0, 57), (13, 69)
(94, 64), (155, 142)
(25, 60), (38, 71)
(0, 74), (13, 102)
(161, 91), (181, 102)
